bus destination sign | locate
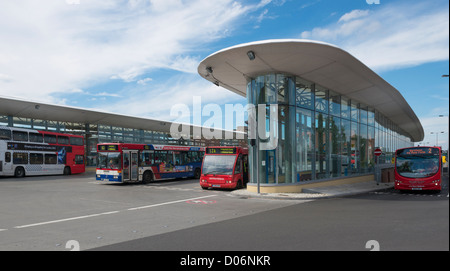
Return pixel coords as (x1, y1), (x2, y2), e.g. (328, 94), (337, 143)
(98, 145), (119, 151)
(206, 147), (237, 154)
(398, 147), (439, 156)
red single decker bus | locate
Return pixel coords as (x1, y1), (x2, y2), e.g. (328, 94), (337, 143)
(200, 146), (248, 190)
(96, 143), (204, 184)
(394, 146), (442, 191)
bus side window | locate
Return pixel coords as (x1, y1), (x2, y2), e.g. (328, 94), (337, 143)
(235, 155), (242, 174)
(141, 151), (154, 166)
(5, 152), (11, 163)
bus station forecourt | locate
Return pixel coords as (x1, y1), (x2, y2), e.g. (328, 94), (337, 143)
(0, 39), (431, 196)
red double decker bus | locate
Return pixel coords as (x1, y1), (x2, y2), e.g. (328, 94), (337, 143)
(394, 146), (442, 191)
(200, 146), (249, 190)
(0, 126), (85, 177)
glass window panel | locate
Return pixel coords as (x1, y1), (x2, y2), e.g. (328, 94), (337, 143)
(13, 153), (28, 164)
(276, 74), (288, 104)
(330, 116), (341, 177)
(360, 104), (368, 124)
(44, 134), (57, 144)
(264, 74), (277, 104)
(29, 133), (43, 143)
(58, 136), (69, 145)
(341, 96), (350, 119)
(13, 131), (28, 141)
(329, 91), (341, 117)
(351, 121), (359, 174)
(351, 101), (359, 122)
(315, 112), (329, 180)
(13, 117), (32, 129)
(341, 119), (351, 176)
(368, 107), (375, 126)
(315, 86), (328, 113)
(0, 129), (11, 140)
(359, 123), (368, 173)
(296, 108), (314, 181)
(30, 153), (43, 164)
(295, 77), (314, 109)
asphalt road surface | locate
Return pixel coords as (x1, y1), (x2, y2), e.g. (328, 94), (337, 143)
(0, 173), (448, 252)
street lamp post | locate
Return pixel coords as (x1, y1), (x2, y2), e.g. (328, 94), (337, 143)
(430, 131), (444, 146)
(439, 114), (449, 175)
(441, 74), (449, 176)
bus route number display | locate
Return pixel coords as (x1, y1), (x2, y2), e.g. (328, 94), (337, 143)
(98, 145), (119, 151)
(206, 148), (236, 154)
(400, 147), (439, 156)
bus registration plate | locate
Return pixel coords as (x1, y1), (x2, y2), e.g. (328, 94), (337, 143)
(412, 187), (422, 190)
(212, 185), (221, 188)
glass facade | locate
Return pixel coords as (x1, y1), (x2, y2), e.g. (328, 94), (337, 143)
(247, 74), (413, 185)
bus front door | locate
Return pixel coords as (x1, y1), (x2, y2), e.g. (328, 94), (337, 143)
(123, 151), (139, 182)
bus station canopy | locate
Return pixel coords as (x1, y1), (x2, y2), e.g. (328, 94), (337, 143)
(198, 39), (424, 142)
(0, 95), (238, 139)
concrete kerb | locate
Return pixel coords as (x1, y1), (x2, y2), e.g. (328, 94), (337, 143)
(229, 181), (395, 200)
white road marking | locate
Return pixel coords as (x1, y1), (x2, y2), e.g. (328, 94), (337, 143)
(12, 195), (217, 229)
(14, 211), (120, 229)
(127, 195), (217, 211)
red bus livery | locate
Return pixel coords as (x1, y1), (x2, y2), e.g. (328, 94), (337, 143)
(96, 143), (204, 183)
(0, 126), (85, 177)
(394, 146), (442, 191)
(200, 146), (249, 190)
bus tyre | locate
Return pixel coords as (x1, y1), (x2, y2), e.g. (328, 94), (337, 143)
(64, 167), (71, 175)
(237, 180), (243, 189)
(142, 171), (153, 184)
(15, 167), (25, 178)
(194, 168), (201, 179)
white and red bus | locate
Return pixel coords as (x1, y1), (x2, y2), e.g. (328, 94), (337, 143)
(200, 146), (249, 190)
(0, 126), (85, 177)
(394, 146), (442, 191)
(96, 143), (205, 183)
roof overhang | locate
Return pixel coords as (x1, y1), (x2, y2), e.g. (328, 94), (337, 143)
(0, 95), (240, 139)
(198, 39), (424, 142)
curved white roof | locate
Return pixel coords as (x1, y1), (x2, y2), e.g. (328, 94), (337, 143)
(198, 39), (424, 142)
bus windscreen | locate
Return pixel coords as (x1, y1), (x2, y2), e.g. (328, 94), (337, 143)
(202, 155), (236, 175)
(396, 148), (440, 178)
(98, 152), (121, 170)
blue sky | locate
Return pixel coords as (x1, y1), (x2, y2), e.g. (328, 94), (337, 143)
(0, 0), (448, 148)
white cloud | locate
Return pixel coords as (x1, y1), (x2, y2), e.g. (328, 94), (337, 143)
(418, 116), (449, 150)
(300, 2), (449, 72)
(0, 0), (264, 104)
(338, 9), (370, 23)
(95, 74), (245, 122)
(137, 78), (153, 85)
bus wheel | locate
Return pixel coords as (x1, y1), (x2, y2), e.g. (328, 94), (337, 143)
(15, 167), (25, 178)
(64, 167), (71, 175)
(142, 171), (153, 184)
(194, 168), (201, 179)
